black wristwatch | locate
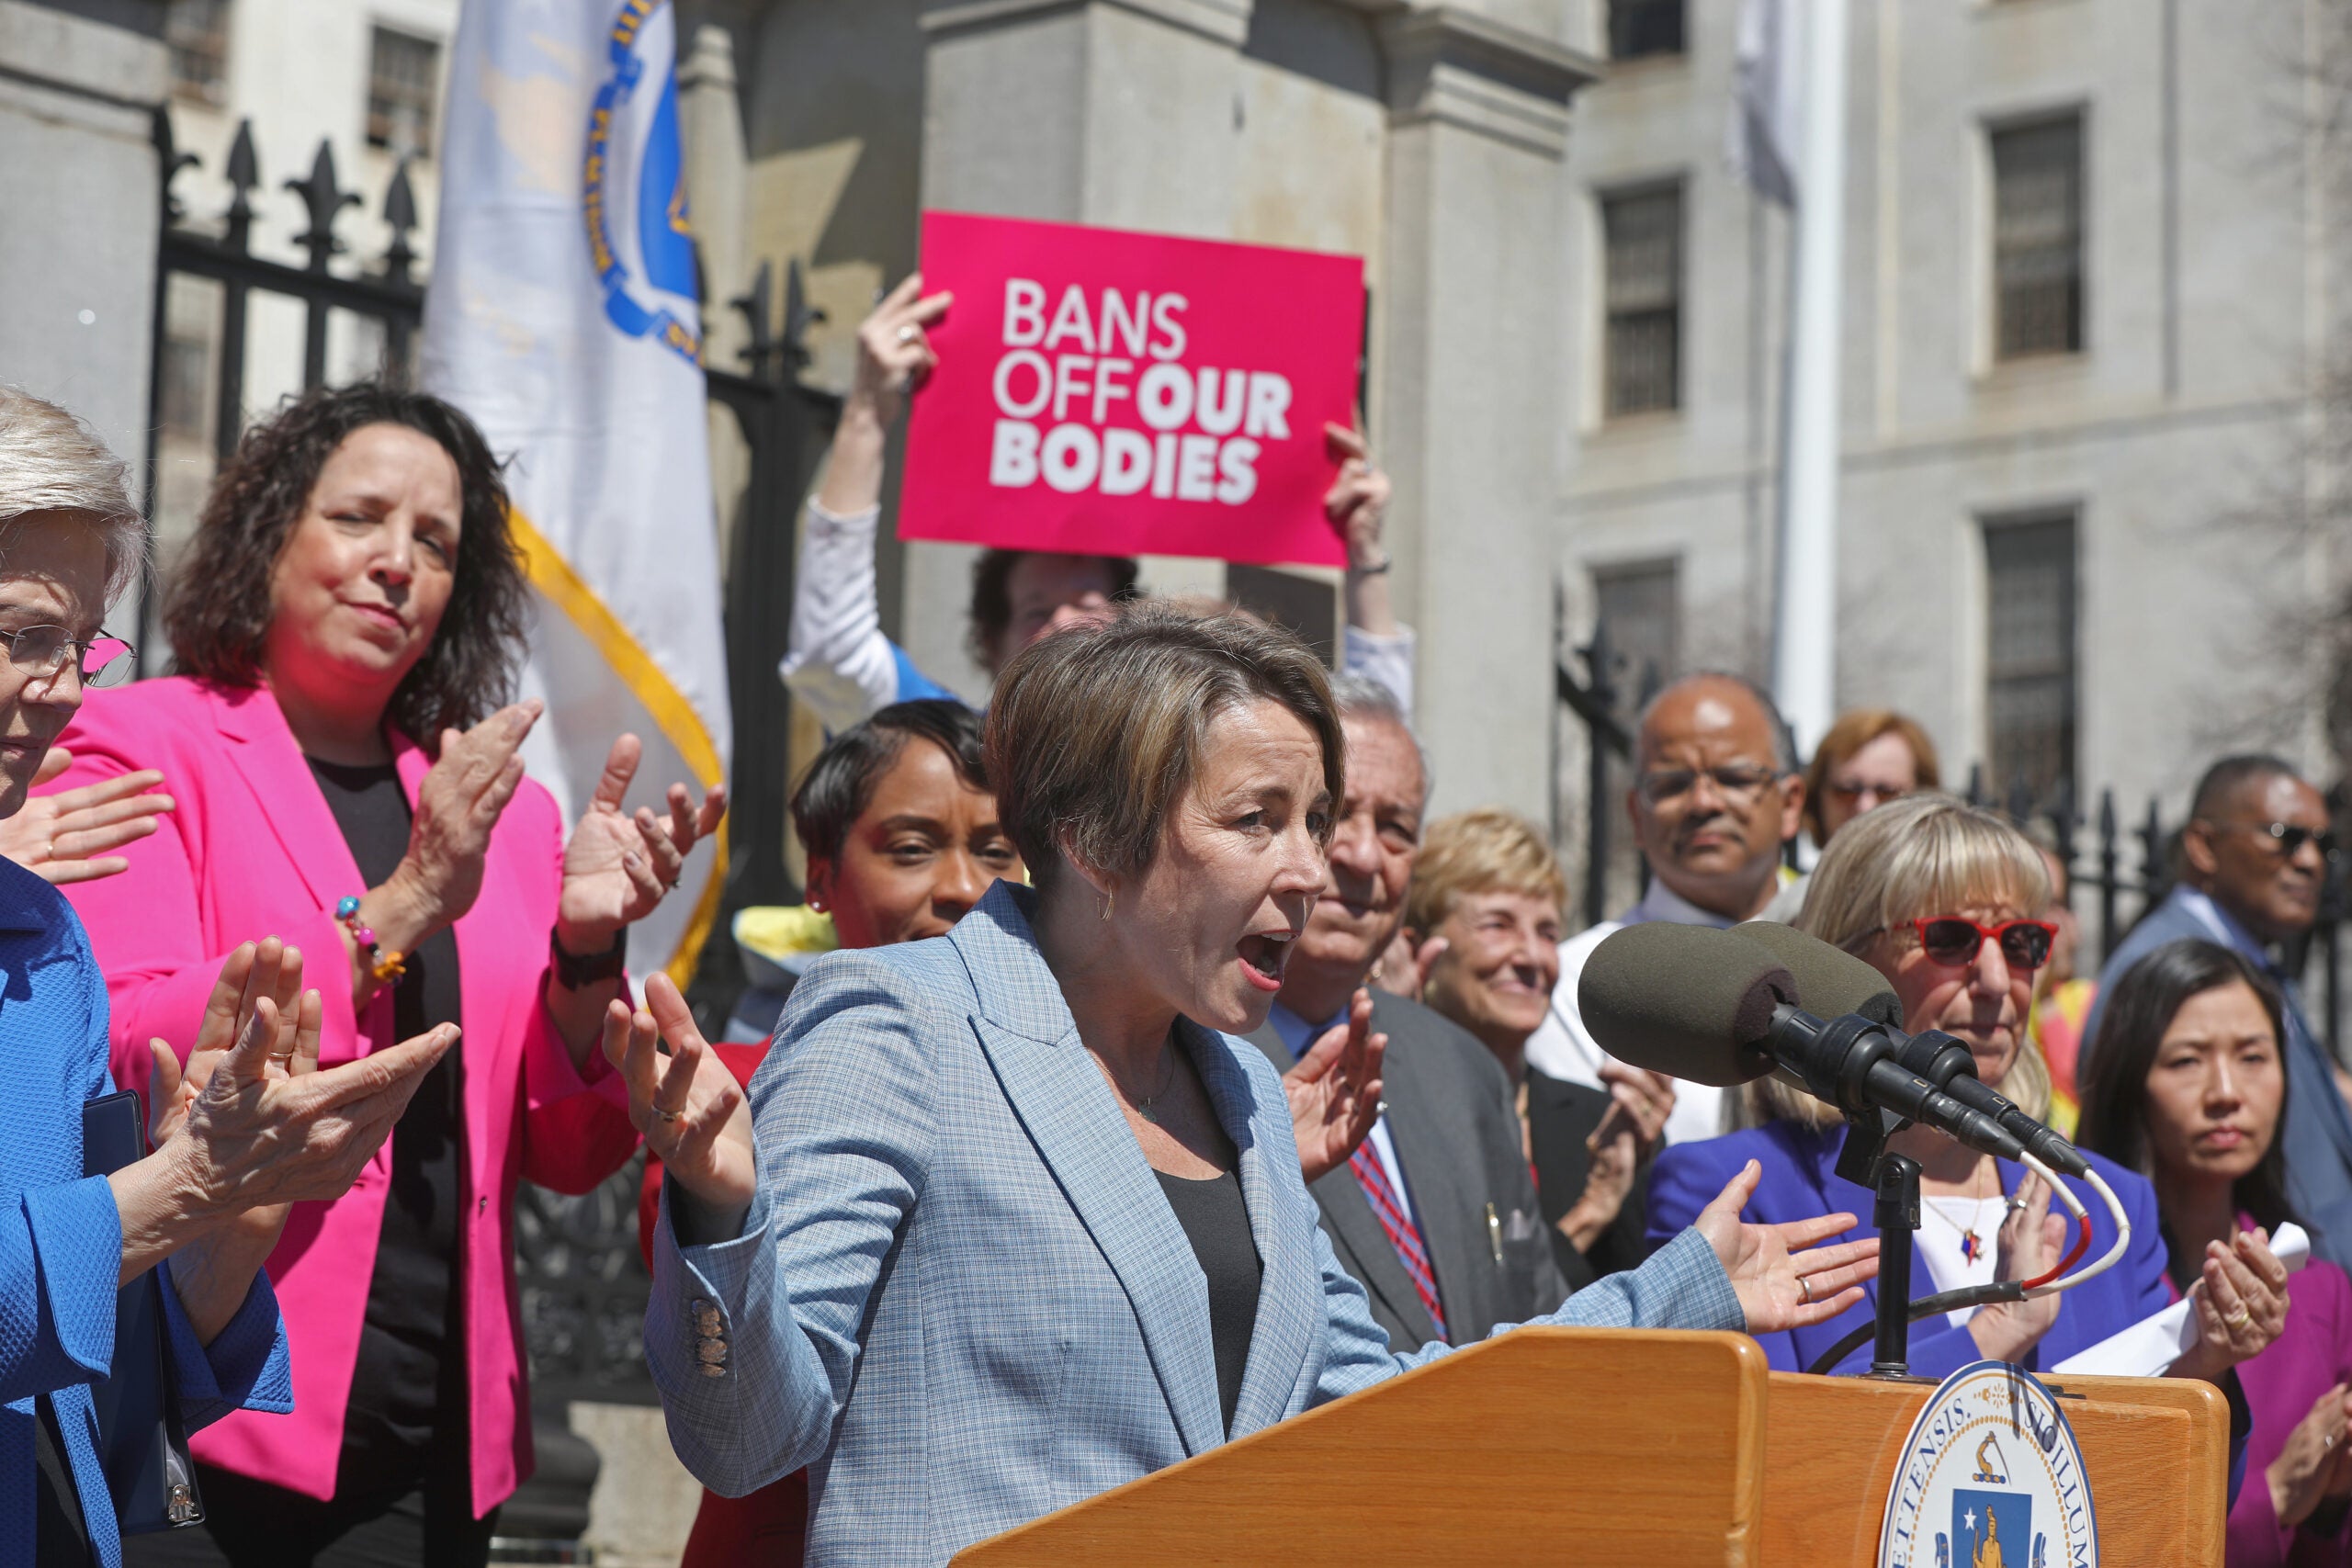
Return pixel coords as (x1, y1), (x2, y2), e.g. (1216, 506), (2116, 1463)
(549, 927), (628, 987)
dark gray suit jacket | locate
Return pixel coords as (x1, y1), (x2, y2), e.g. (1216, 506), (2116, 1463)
(1249, 990), (1569, 1350)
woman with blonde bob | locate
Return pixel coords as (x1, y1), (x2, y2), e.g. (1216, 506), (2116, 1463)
(617, 604), (1880, 1567)
(1649, 793), (2290, 1382)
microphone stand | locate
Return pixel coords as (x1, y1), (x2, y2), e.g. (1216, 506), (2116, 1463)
(1832, 1108), (1923, 1379)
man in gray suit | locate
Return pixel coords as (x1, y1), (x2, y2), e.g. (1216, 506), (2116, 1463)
(1245, 677), (1567, 1348)
(2086, 754), (2352, 1264)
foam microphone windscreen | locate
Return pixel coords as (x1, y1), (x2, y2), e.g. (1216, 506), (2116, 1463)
(1733, 921), (1904, 1028)
(1577, 923), (1797, 1086)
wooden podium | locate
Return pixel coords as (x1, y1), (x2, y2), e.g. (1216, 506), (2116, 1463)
(951, 1328), (2226, 1566)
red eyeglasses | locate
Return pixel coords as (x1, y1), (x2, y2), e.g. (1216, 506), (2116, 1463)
(1884, 916), (2058, 972)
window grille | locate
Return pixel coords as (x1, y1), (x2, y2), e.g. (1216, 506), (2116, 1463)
(1608, 0), (1685, 60)
(1984, 513), (2079, 806)
(165, 0), (231, 106)
(1602, 186), (1682, 418)
(1992, 117), (2085, 360)
(1593, 561), (1680, 712)
(367, 27), (440, 156)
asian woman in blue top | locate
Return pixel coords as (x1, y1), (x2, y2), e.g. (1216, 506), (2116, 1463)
(1648, 792), (2292, 1386)
(0, 389), (454, 1568)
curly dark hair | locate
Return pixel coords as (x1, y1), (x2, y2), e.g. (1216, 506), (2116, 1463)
(965, 548), (1140, 672)
(163, 383), (530, 744)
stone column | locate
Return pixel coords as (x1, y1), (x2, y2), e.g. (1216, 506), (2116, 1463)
(0, 0), (168, 634)
(1374, 6), (1596, 818)
(679, 22), (756, 570)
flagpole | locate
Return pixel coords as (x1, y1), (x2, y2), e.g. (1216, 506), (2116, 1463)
(1770, 0), (1848, 757)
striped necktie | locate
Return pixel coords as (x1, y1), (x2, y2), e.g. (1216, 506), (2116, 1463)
(1349, 1143), (1447, 1344)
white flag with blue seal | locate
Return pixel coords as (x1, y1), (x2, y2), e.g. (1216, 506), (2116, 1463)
(421, 0), (730, 983)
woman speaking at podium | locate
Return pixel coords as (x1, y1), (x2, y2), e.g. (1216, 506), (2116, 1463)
(616, 604), (1880, 1567)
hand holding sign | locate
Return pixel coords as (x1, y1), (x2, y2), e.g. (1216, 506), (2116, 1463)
(901, 212), (1365, 567)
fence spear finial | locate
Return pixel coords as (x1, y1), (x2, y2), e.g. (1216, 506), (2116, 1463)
(287, 138), (360, 274)
(223, 118), (260, 253)
(381, 153), (419, 284)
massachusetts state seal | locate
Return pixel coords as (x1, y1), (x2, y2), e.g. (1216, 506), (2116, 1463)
(582, 0), (701, 366)
(1879, 1360), (2096, 1568)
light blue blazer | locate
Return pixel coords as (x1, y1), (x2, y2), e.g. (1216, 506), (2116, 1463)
(647, 881), (1742, 1566)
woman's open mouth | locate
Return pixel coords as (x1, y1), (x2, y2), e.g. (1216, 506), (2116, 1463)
(1236, 931), (1293, 992)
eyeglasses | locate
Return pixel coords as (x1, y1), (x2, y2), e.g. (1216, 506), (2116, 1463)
(2210, 819), (2341, 862)
(0, 626), (134, 688)
(1635, 762), (1784, 807)
(1826, 780), (1910, 805)
(1870, 916), (2057, 972)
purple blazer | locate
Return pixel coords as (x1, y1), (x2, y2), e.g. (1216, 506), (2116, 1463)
(1646, 1119), (2171, 1377)
(2223, 1256), (2352, 1564)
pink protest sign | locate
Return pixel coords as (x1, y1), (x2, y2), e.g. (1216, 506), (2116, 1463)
(899, 211), (1365, 568)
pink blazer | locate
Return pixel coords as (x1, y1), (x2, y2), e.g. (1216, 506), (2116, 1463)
(51, 676), (640, 1517)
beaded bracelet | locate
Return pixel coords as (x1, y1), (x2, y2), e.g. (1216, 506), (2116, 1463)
(336, 895), (409, 985)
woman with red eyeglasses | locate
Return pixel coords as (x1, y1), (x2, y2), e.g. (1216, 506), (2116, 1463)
(1648, 794), (2291, 1382)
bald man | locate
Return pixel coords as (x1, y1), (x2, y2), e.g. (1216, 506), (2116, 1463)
(1525, 672), (1807, 1145)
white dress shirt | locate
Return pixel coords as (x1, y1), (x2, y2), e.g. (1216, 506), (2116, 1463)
(1523, 878), (1739, 1147)
(1267, 1001), (1419, 1227)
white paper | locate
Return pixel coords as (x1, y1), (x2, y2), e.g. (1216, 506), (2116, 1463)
(2052, 1223), (2310, 1377)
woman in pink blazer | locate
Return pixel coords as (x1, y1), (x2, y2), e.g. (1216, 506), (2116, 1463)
(59, 384), (724, 1567)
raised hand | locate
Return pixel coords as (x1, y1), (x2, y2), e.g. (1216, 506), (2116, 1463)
(604, 972), (755, 1240)
(1591, 1061), (1676, 1156)
(555, 734), (729, 958)
(2174, 1225), (2293, 1383)
(388, 701), (539, 931)
(1322, 423), (1393, 570)
(1283, 987), (1386, 1184)
(1692, 1160), (1879, 1334)
(0, 748), (172, 884)
(854, 273), (954, 427)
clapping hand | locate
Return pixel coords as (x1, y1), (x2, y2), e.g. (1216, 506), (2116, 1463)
(2173, 1226), (2292, 1383)
(605, 973), (756, 1240)
(2269, 1382), (2352, 1530)
(1692, 1160), (1879, 1334)
(391, 701), (539, 931)
(1283, 987), (1386, 1184)
(555, 734), (728, 959)
(0, 748), (172, 885)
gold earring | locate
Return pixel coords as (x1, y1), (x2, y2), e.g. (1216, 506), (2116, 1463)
(1101, 890), (1114, 921)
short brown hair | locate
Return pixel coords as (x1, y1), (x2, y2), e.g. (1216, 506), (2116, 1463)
(1800, 707), (1942, 845)
(164, 382), (530, 744)
(1405, 808), (1567, 937)
(986, 601), (1340, 895)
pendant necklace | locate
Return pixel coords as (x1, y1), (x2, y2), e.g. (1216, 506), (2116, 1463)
(1925, 1166), (1997, 1265)
(1136, 1040), (1180, 1124)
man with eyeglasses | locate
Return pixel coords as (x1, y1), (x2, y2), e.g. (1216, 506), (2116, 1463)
(1526, 671), (1807, 1147)
(2084, 754), (2352, 1264)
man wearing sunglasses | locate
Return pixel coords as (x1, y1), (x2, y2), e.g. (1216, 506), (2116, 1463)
(2086, 754), (2352, 1267)
(1527, 672), (1807, 1146)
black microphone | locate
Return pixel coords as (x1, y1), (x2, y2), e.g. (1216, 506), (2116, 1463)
(1577, 923), (2025, 1164)
(1734, 921), (2092, 1179)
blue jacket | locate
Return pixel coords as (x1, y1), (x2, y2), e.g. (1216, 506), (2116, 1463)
(2085, 887), (2352, 1268)
(1646, 1119), (2170, 1377)
(0, 856), (290, 1568)
(647, 880), (1747, 1567)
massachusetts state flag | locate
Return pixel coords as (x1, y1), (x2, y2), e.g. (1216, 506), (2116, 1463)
(422, 0), (730, 981)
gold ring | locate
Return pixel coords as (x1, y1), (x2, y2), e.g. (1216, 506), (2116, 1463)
(656, 1107), (683, 1124)
(2224, 1303), (2254, 1330)
(1799, 1275), (1812, 1305)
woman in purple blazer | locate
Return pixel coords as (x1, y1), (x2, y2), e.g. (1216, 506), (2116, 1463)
(1649, 795), (2289, 1386)
(2077, 938), (2352, 1565)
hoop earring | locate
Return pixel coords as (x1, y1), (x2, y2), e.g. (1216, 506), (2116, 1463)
(1100, 890), (1114, 921)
